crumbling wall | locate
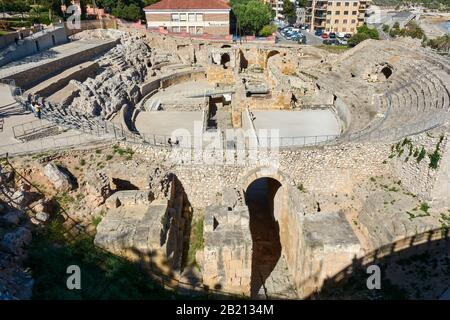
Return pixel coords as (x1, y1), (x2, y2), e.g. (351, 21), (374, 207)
(389, 127), (450, 208)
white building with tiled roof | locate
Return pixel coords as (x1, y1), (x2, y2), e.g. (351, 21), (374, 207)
(144, 0), (231, 36)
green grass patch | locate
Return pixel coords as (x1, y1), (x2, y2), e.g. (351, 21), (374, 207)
(316, 44), (350, 53)
(186, 216), (204, 270)
(54, 192), (74, 212)
(27, 221), (173, 299)
(112, 145), (134, 160)
(92, 216), (102, 227)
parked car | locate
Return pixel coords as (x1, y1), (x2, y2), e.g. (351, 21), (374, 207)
(344, 33), (352, 39)
(315, 29), (323, 36)
(329, 32), (336, 39)
(323, 39), (339, 45)
(336, 32), (346, 38)
(337, 37), (348, 45)
(290, 33), (302, 41)
(321, 33), (329, 39)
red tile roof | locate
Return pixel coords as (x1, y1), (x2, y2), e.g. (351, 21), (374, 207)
(144, 0), (230, 10)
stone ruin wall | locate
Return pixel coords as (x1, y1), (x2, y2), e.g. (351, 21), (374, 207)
(124, 141), (392, 208)
(202, 206), (252, 295)
(389, 127), (450, 208)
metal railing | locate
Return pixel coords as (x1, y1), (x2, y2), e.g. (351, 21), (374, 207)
(1, 70), (449, 157)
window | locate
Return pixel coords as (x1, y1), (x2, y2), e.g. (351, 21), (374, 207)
(343, 19), (347, 23)
(343, 27), (347, 31)
(180, 26), (187, 33)
(336, 2), (341, 6)
(196, 13), (203, 21)
(350, 27), (354, 32)
(335, 11), (340, 15)
(334, 27), (338, 31)
(344, 11), (348, 14)
(351, 19), (356, 23)
(196, 26), (203, 34)
(352, 11), (357, 15)
(345, 2), (349, 5)
(189, 26), (195, 34)
(327, 11), (331, 14)
(172, 26), (180, 32)
(353, 2), (358, 5)
(171, 13), (179, 21)
(335, 19), (339, 23)
(180, 13), (187, 21)
(326, 19), (331, 24)
(188, 13), (195, 22)
(328, 1), (332, 4)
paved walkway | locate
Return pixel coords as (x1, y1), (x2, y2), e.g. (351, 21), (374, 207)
(0, 84), (105, 156)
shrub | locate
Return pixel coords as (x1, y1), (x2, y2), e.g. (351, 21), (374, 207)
(259, 24), (277, 37)
(428, 150), (441, 169)
(420, 202), (430, 213)
(417, 147), (426, 163)
(427, 34), (450, 52)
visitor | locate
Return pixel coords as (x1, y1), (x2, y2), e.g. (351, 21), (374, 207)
(167, 138), (172, 146)
(35, 104), (42, 119)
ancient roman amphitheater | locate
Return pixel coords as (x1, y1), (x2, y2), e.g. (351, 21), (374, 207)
(0, 24), (449, 299)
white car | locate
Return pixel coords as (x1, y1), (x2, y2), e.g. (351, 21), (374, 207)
(336, 32), (346, 38)
(337, 38), (348, 45)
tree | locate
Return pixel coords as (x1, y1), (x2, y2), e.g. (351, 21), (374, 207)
(282, 0), (296, 25)
(231, 0), (272, 35)
(259, 23), (276, 37)
(348, 25), (379, 47)
(297, 0), (307, 7)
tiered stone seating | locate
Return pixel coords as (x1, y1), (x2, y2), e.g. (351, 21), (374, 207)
(335, 55), (449, 143)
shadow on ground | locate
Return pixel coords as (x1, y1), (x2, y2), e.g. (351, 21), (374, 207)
(308, 228), (450, 300)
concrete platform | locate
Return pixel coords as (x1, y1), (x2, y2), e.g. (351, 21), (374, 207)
(246, 110), (342, 146)
(144, 81), (214, 110)
(134, 111), (203, 138)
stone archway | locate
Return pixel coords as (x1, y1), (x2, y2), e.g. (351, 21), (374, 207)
(240, 166), (295, 298)
(220, 53), (231, 69)
(380, 65), (393, 80)
(265, 50), (280, 69)
(245, 177), (283, 298)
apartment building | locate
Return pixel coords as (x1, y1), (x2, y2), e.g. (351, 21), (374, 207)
(144, 0), (231, 36)
(305, 0), (369, 34)
(263, 0), (300, 21)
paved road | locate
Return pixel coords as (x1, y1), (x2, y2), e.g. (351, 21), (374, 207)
(276, 30), (323, 46)
(301, 30), (325, 46)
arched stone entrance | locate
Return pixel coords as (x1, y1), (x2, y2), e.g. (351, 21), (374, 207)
(265, 50), (280, 69)
(245, 177), (283, 297)
(240, 166), (295, 298)
(220, 53), (231, 69)
(380, 65), (393, 80)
